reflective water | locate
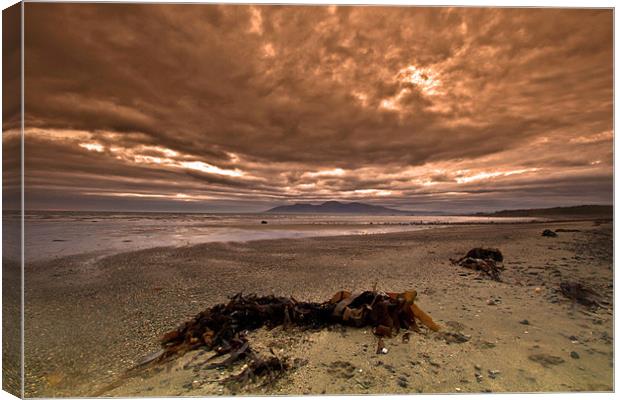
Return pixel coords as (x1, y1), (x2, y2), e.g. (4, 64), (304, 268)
(19, 211), (541, 261)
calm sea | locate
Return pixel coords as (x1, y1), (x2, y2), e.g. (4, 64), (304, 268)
(16, 211), (540, 262)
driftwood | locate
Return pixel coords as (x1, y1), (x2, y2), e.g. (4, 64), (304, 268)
(145, 290), (439, 387)
(451, 248), (504, 281)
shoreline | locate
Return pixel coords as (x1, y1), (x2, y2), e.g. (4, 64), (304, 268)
(24, 219), (613, 396)
(25, 216), (612, 266)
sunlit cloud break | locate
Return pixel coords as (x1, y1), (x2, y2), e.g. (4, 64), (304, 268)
(15, 5), (612, 213)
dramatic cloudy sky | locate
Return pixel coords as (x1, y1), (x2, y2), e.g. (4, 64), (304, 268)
(10, 5), (614, 212)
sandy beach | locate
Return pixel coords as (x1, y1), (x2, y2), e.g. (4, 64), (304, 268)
(23, 219), (613, 396)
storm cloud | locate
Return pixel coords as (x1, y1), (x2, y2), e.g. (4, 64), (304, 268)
(12, 5), (613, 212)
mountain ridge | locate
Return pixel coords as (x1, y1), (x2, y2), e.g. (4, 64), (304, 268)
(264, 201), (412, 215)
(478, 204), (612, 218)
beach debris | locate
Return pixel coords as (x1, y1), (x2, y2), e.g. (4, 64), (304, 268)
(528, 353), (565, 368)
(136, 349), (165, 367)
(458, 247), (504, 262)
(542, 229), (558, 237)
(223, 353), (291, 390)
(451, 248), (504, 281)
(487, 369), (500, 379)
(458, 258), (502, 281)
(486, 298), (501, 306)
(261, 220), (268, 224)
(436, 331), (470, 344)
(145, 289), (439, 387)
(559, 281), (600, 308)
(376, 338), (388, 354)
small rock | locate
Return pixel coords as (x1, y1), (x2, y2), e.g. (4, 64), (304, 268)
(570, 351), (580, 359)
(376, 338), (388, 355)
(519, 319), (530, 325)
(542, 229), (558, 237)
(436, 332), (470, 344)
(383, 364), (396, 373)
(488, 370), (500, 379)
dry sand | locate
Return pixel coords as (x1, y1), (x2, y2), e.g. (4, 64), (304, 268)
(24, 220), (613, 396)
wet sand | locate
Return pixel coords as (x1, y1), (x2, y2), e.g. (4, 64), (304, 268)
(24, 220), (613, 396)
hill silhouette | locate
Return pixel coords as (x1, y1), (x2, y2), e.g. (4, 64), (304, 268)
(265, 201), (411, 215)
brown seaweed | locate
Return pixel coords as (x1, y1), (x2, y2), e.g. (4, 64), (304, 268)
(147, 290), (440, 387)
(452, 247), (505, 281)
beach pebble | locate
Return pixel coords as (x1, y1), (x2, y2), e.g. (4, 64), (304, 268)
(488, 370), (500, 379)
(570, 351), (580, 359)
(519, 319), (530, 325)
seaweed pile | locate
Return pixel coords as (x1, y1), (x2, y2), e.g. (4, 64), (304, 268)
(143, 290), (440, 388)
(451, 247), (504, 281)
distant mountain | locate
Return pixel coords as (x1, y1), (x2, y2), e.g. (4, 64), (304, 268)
(265, 201), (412, 215)
(479, 205), (613, 219)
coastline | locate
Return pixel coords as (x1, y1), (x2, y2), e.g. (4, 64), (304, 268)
(24, 219), (613, 396)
